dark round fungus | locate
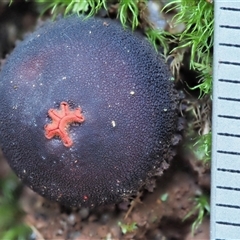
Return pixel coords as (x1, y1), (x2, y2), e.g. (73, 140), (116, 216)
(0, 15), (179, 208)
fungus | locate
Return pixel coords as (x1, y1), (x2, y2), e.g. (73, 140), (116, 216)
(0, 15), (179, 208)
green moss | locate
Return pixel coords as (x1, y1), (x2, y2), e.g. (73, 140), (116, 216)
(117, 0), (143, 30)
(160, 192), (168, 202)
(0, 174), (31, 240)
(166, 0), (213, 67)
(118, 221), (138, 234)
(183, 194), (210, 234)
(192, 132), (212, 164)
(164, 0), (214, 96)
(35, 0), (107, 18)
(33, 0), (146, 30)
(145, 28), (171, 55)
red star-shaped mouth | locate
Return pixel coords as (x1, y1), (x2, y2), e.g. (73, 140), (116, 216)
(44, 102), (85, 147)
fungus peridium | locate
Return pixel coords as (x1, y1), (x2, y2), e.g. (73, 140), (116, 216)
(0, 15), (179, 208)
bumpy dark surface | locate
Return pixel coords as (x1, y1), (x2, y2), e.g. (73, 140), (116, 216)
(0, 15), (178, 208)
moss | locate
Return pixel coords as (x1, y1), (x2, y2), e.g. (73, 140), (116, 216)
(193, 132), (212, 164)
(35, 0), (107, 18)
(183, 194), (210, 234)
(164, 0), (214, 97)
(0, 174), (31, 240)
(33, 0), (145, 30)
(118, 221), (138, 234)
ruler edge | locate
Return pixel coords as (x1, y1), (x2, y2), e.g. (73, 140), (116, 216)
(210, 0), (219, 236)
(211, 1), (240, 239)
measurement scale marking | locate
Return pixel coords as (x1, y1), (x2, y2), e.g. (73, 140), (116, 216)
(218, 79), (240, 84)
(219, 43), (240, 48)
(217, 150), (240, 156)
(217, 186), (240, 192)
(216, 203), (240, 209)
(218, 133), (240, 138)
(220, 7), (240, 12)
(220, 25), (240, 30)
(218, 115), (240, 120)
(218, 97), (240, 102)
(218, 168), (240, 174)
(212, 1), (240, 238)
(216, 221), (240, 227)
(219, 61), (240, 66)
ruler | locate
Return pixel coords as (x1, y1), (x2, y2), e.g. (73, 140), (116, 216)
(211, 1), (240, 239)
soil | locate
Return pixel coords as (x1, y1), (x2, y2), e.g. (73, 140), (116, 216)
(0, 1), (211, 239)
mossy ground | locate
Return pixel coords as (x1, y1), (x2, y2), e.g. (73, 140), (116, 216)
(0, 0), (213, 238)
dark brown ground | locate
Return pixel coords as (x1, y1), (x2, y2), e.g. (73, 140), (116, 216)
(0, 1), (210, 239)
